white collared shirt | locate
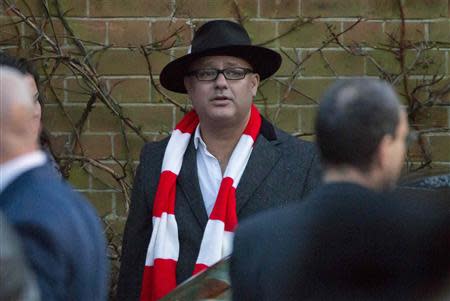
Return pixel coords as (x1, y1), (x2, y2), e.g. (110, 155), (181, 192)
(0, 150), (47, 194)
(194, 125), (223, 216)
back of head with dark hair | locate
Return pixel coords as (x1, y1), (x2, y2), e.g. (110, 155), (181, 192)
(316, 78), (401, 171)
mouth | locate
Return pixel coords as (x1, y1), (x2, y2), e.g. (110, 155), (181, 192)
(211, 96), (232, 102)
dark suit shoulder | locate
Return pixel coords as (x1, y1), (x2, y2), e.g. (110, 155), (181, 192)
(274, 127), (317, 155)
(0, 163), (108, 300)
(139, 137), (170, 163)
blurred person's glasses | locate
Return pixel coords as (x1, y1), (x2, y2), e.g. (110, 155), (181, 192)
(186, 67), (253, 81)
(33, 92), (40, 103)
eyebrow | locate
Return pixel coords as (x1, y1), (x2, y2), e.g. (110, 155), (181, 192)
(194, 59), (250, 68)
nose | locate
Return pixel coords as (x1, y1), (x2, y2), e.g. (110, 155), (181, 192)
(214, 72), (228, 89)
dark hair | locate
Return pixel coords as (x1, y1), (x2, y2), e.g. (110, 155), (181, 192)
(316, 78), (401, 171)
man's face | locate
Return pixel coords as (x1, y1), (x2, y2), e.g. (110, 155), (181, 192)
(382, 110), (409, 190)
(183, 55), (259, 127)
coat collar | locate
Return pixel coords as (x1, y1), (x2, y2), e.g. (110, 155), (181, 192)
(176, 117), (281, 228)
(235, 128), (281, 214)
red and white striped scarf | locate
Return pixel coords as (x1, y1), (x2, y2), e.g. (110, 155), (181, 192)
(140, 104), (261, 301)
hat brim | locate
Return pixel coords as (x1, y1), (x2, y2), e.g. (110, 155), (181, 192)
(160, 45), (281, 93)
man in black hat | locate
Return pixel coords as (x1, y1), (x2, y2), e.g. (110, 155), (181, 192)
(117, 20), (321, 300)
(231, 79), (450, 300)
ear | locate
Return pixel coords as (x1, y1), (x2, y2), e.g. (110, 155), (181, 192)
(250, 73), (260, 97)
(375, 135), (394, 170)
(183, 76), (192, 92)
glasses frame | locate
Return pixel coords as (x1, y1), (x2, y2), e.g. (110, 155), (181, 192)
(186, 67), (254, 81)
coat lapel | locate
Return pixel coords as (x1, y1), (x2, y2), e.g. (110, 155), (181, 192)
(177, 138), (209, 229)
(235, 134), (282, 214)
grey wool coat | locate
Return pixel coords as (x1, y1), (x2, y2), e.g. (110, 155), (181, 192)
(116, 117), (322, 301)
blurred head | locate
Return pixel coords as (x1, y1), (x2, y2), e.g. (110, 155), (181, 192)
(316, 78), (409, 190)
(0, 53), (42, 140)
(0, 66), (38, 163)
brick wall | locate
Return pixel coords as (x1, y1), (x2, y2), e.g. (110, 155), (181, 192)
(1, 0), (449, 294)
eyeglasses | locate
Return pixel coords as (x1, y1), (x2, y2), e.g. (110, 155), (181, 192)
(186, 67), (253, 81)
(33, 92), (40, 103)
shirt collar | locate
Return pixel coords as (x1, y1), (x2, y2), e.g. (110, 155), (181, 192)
(193, 124), (206, 150)
(0, 150), (47, 194)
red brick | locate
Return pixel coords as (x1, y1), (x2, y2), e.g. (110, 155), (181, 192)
(412, 107), (449, 130)
(299, 106), (318, 133)
(279, 21), (341, 48)
(384, 22), (425, 45)
(282, 78), (334, 105)
(402, 0), (448, 19)
(88, 105), (121, 132)
(243, 21), (277, 47)
(37, 57), (73, 76)
(301, 50), (365, 76)
(115, 194), (130, 217)
(365, 0), (400, 18)
(74, 134), (112, 158)
(429, 21), (450, 43)
(407, 138), (428, 162)
(302, 0), (363, 17)
(0, 17), (22, 45)
(429, 135), (450, 161)
(151, 20), (192, 49)
(150, 78), (189, 105)
(67, 162), (90, 189)
(42, 105), (85, 132)
(66, 77), (95, 103)
(264, 107), (300, 133)
(47, 134), (69, 155)
(91, 162), (125, 190)
(343, 21), (384, 46)
(83, 191), (113, 217)
(89, 0), (171, 17)
(109, 78), (150, 103)
(275, 49), (301, 77)
(366, 0), (447, 19)
(49, 0), (87, 17)
(8, 0), (45, 17)
(22, 18), (65, 49)
(122, 105), (174, 133)
(254, 79), (280, 105)
(109, 21), (150, 47)
(41, 77), (65, 104)
(113, 133), (155, 161)
(68, 20), (106, 46)
(429, 77), (450, 104)
(406, 50), (445, 76)
(93, 49), (170, 76)
(261, 0), (299, 18)
(366, 50), (401, 76)
(175, 0), (257, 18)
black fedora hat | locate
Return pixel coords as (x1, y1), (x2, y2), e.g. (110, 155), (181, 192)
(160, 20), (281, 93)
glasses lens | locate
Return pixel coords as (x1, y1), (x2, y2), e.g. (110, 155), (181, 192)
(224, 68), (247, 80)
(196, 69), (218, 81)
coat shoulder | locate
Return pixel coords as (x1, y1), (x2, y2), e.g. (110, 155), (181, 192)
(275, 127), (317, 154)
